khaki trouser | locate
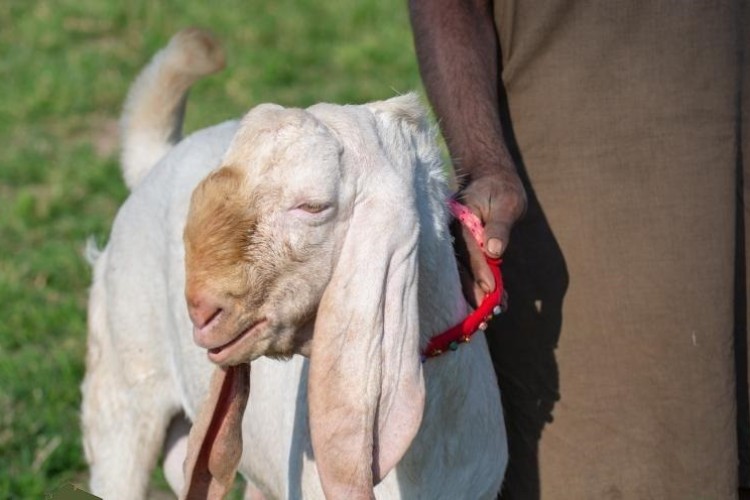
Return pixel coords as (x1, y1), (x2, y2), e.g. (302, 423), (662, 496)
(487, 2), (747, 498)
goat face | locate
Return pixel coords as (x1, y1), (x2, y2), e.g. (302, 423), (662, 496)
(184, 96), (429, 497)
(184, 105), (343, 365)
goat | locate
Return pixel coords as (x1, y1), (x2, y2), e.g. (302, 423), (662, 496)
(81, 28), (507, 499)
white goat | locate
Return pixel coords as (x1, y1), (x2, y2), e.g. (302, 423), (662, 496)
(82, 28), (507, 499)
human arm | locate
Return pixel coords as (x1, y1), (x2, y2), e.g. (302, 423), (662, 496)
(408, 0), (526, 304)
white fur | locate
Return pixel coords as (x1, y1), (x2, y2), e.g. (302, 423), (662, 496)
(82, 31), (507, 500)
(119, 28), (224, 189)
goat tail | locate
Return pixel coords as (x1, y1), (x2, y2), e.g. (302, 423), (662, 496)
(120, 28), (225, 190)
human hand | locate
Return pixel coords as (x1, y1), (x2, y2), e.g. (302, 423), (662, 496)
(453, 169), (526, 306)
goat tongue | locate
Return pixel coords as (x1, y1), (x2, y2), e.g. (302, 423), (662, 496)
(182, 363), (250, 499)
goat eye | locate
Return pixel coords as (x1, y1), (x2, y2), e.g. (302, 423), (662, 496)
(296, 202), (329, 214)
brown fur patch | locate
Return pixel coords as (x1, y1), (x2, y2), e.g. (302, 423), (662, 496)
(184, 166), (256, 298)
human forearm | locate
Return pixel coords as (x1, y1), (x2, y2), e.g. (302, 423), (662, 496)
(408, 0), (515, 182)
(409, 0), (526, 293)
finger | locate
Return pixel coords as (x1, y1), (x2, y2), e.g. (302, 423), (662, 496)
(463, 224), (495, 293)
(456, 260), (478, 308)
(482, 219), (513, 258)
(451, 214), (495, 304)
(472, 281), (487, 309)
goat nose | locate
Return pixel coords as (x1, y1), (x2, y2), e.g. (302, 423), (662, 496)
(187, 292), (223, 330)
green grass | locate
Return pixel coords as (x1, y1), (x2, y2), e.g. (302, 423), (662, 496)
(0, 1), (423, 496)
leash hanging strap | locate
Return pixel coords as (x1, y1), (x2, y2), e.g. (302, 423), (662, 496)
(422, 200), (506, 360)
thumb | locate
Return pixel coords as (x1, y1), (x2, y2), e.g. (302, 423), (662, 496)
(483, 219), (512, 258)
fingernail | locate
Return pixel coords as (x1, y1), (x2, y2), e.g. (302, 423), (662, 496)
(487, 238), (503, 256)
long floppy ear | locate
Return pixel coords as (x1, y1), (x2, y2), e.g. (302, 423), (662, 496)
(181, 364), (250, 499)
(308, 140), (425, 497)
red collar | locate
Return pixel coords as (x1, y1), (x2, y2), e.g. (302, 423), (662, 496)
(421, 200), (506, 362)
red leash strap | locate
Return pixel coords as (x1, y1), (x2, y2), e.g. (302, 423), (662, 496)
(421, 200), (506, 361)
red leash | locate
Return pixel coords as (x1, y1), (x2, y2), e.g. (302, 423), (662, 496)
(421, 200), (506, 361)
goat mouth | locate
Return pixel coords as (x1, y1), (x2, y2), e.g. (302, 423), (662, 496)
(207, 318), (268, 365)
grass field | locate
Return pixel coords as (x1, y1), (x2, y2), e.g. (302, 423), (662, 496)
(0, 1), (424, 496)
